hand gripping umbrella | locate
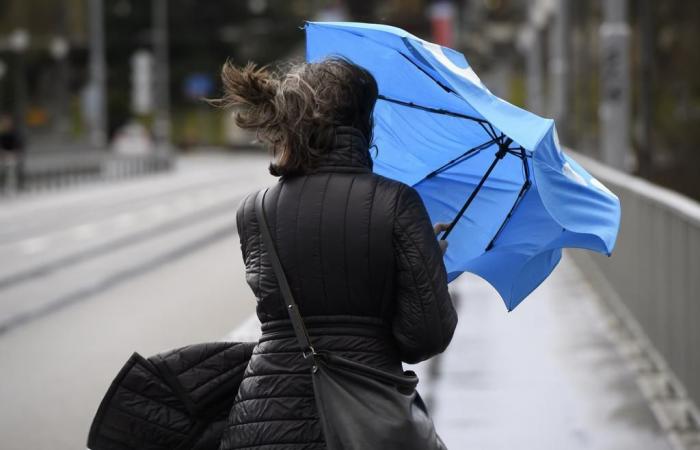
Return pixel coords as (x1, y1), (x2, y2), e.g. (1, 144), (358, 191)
(305, 22), (621, 311)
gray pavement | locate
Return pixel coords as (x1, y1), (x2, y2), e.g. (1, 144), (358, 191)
(0, 152), (269, 333)
(427, 255), (672, 449)
(0, 233), (256, 450)
(0, 152), (270, 450)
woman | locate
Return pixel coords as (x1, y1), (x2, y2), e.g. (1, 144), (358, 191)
(218, 57), (458, 450)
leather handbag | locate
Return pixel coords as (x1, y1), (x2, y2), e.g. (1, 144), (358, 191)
(255, 189), (447, 450)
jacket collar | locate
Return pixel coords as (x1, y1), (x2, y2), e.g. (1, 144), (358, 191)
(312, 126), (373, 173)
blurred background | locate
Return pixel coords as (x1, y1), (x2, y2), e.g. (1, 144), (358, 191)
(1, 0), (699, 197)
(0, 1), (699, 449)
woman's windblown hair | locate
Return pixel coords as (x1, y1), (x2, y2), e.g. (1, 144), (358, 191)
(217, 57), (378, 176)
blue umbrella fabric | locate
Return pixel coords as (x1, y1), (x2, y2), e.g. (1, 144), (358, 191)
(305, 22), (621, 311)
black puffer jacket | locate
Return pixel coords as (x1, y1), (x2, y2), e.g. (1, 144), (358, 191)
(88, 342), (256, 450)
(219, 126), (458, 450)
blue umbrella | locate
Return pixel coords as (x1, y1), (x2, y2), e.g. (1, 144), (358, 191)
(305, 22), (621, 311)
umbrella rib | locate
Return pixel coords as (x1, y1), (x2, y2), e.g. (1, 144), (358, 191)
(440, 137), (512, 240)
(484, 122), (498, 141)
(377, 94), (499, 141)
(377, 94), (531, 244)
(425, 137), (499, 179)
(377, 95), (490, 125)
(506, 147), (532, 158)
(397, 52), (455, 94)
(485, 147), (532, 251)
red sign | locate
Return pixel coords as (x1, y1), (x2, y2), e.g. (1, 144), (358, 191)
(429, 1), (455, 47)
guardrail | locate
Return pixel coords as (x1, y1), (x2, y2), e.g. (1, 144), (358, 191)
(568, 151), (700, 442)
(1, 151), (172, 195)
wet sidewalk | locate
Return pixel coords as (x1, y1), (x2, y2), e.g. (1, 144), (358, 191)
(419, 253), (672, 449)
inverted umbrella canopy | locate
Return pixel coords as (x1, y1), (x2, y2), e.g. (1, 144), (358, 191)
(305, 22), (621, 311)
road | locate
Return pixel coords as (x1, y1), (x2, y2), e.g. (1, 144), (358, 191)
(0, 152), (270, 450)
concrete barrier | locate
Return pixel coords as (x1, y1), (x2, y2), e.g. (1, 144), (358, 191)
(569, 151), (700, 445)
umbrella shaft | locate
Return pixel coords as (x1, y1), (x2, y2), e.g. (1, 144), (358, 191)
(441, 152), (502, 241)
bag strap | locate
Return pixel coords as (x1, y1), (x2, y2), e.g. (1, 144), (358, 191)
(254, 189), (315, 357)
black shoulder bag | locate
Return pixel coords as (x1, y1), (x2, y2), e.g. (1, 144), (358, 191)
(255, 189), (447, 450)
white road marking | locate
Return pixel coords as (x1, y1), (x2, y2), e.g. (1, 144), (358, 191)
(173, 195), (195, 212)
(20, 237), (49, 255)
(147, 204), (171, 219)
(72, 224), (97, 240)
(195, 191), (217, 206)
(114, 213), (135, 229)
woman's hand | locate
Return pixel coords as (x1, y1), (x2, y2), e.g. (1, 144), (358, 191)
(433, 222), (450, 255)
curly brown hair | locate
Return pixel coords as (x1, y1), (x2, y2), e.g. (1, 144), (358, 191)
(217, 57), (378, 176)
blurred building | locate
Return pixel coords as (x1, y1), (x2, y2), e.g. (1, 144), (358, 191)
(1, 0), (698, 200)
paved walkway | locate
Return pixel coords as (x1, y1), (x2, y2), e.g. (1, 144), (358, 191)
(227, 254), (672, 449)
(421, 253), (671, 449)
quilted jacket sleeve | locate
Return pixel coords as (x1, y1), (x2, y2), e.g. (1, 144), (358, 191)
(392, 184), (458, 364)
(236, 192), (255, 263)
(236, 192), (262, 303)
(236, 191), (263, 297)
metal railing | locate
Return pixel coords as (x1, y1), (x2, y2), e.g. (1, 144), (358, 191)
(568, 151), (700, 431)
(1, 151), (172, 196)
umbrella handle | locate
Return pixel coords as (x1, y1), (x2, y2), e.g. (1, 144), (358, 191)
(439, 227), (453, 241)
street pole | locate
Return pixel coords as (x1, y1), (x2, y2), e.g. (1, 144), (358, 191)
(523, 0), (549, 116)
(52, 39), (70, 139)
(599, 0), (631, 171)
(524, 27), (544, 115)
(0, 60), (6, 110)
(638, 0), (654, 176)
(548, 0), (569, 141)
(8, 29), (29, 145)
(52, 0), (71, 139)
(13, 54), (27, 143)
(152, 0), (171, 150)
(88, 0), (107, 149)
